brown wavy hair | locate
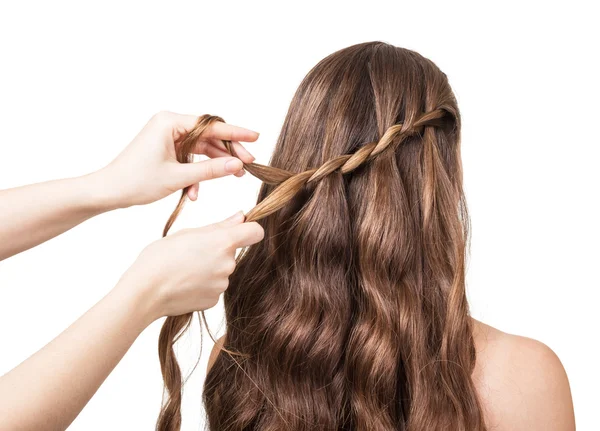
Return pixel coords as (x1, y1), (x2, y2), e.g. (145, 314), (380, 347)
(156, 41), (487, 431)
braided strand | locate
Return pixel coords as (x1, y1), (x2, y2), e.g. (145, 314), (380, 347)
(220, 107), (447, 222)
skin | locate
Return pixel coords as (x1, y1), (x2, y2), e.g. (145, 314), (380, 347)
(208, 320), (576, 430)
(0, 111), (265, 431)
(471, 318), (576, 430)
(0, 111), (257, 261)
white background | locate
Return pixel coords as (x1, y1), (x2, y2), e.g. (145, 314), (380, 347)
(0, 1), (598, 430)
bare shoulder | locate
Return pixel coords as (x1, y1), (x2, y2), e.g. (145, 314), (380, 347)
(471, 318), (575, 431)
(207, 334), (226, 374)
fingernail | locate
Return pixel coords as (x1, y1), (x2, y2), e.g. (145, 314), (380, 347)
(225, 158), (243, 173)
(226, 211), (244, 222)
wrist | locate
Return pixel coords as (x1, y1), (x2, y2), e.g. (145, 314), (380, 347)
(80, 167), (128, 212)
(113, 268), (163, 327)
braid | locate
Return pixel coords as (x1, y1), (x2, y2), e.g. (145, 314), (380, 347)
(156, 109), (448, 431)
(220, 107), (447, 222)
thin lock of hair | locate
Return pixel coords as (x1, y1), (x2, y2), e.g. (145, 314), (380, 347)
(156, 41), (487, 431)
(157, 113), (274, 431)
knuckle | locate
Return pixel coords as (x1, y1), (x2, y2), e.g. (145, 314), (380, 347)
(198, 162), (212, 181)
(207, 161), (221, 179)
(250, 222), (265, 242)
(224, 258), (236, 275)
(221, 230), (236, 249)
(172, 227), (192, 239)
(207, 163), (217, 179)
(151, 111), (172, 127)
(217, 278), (229, 292)
(206, 296), (219, 309)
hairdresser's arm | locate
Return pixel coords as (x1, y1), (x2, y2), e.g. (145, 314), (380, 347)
(0, 111), (258, 261)
(0, 211), (263, 431)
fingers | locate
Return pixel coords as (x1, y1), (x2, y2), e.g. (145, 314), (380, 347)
(208, 138), (256, 163)
(200, 143), (246, 176)
(151, 111), (199, 140)
(208, 212), (264, 248)
(202, 121), (259, 143)
(177, 157), (243, 184)
(187, 183), (199, 200)
(231, 141), (256, 163)
(213, 211), (246, 229)
(200, 141), (230, 158)
(191, 138), (255, 164)
(151, 111), (259, 145)
(169, 113), (198, 131)
(226, 221), (265, 249)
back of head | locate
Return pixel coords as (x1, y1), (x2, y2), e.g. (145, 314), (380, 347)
(165, 41), (486, 430)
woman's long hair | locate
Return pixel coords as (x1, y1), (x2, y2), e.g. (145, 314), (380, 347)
(156, 41), (487, 431)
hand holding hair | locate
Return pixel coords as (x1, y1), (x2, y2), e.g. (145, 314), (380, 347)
(0, 208), (264, 431)
(98, 110), (260, 208)
(0, 111), (263, 430)
(0, 111), (259, 260)
(120, 210), (264, 319)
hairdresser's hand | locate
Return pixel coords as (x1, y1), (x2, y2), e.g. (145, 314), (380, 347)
(98, 111), (259, 209)
(119, 211), (264, 319)
(0, 211), (262, 431)
(0, 111), (258, 261)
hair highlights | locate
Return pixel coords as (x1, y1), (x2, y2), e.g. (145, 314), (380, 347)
(156, 41), (487, 431)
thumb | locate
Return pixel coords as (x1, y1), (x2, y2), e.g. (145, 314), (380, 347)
(177, 157), (244, 184)
(211, 211), (246, 229)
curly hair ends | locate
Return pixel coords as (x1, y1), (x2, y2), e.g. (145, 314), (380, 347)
(156, 41), (487, 431)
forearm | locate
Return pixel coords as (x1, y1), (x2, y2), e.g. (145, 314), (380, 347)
(0, 170), (118, 260)
(0, 275), (156, 431)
